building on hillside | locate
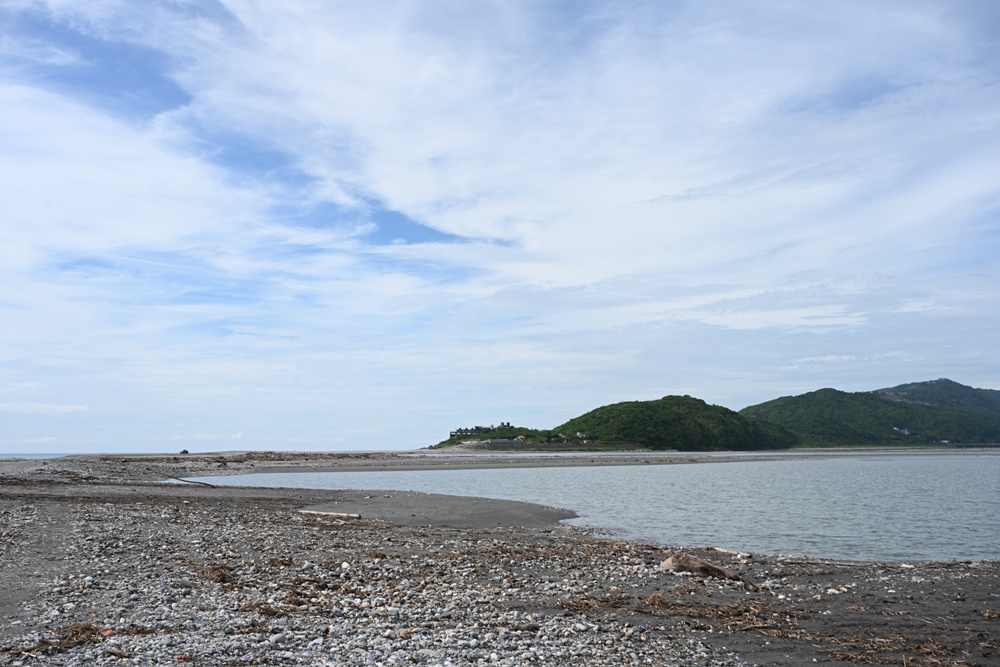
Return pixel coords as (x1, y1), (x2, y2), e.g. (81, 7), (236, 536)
(449, 422), (512, 439)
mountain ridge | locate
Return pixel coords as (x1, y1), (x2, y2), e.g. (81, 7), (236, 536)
(739, 378), (1000, 446)
(433, 378), (1000, 450)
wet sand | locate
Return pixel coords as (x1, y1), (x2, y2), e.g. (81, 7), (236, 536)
(1, 451), (997, 666)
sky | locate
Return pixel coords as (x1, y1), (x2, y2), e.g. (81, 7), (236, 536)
(1, 1), (998, 454)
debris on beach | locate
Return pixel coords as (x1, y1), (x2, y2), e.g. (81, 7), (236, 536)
(659, 552), (758, 590)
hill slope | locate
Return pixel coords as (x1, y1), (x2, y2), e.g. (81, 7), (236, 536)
(740, 378), (1000, 446)
(554, 395), (798, 451)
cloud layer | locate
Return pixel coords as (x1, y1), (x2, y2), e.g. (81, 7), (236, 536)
(1, 1), (998, 451)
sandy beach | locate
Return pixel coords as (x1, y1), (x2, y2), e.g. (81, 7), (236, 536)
(1, 451), (997, 666)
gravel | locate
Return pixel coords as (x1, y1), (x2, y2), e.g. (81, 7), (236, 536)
(2, 497), (746, 666)
(2, 453), (997, 666)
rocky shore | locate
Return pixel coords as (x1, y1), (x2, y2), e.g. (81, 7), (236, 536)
(2, 452), (997, 666)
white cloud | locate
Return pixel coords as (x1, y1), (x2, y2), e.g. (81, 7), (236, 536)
(0, 34), (83, 67)
(0, 83), (263, 268)
(0, 1), (997, 451)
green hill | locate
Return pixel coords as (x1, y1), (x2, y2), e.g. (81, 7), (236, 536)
(553, 395), (798, 451)
(431, 379), (1000, 450)
(739, 379), (1000, 446)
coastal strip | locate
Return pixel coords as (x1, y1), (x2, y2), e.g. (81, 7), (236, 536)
(1, 453), (997, 666)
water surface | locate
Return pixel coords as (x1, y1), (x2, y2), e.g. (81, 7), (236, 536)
(191, 453), (1000, 562)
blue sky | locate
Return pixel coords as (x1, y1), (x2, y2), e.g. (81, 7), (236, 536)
(1, 1), (998, 453)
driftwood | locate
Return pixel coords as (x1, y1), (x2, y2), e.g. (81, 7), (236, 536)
(298, 510), (362, 519)
(660, 552), (758, 591)
(166, 476), (216, 488)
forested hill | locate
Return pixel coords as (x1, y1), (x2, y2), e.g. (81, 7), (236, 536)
(554, 395), (798, 451)
(739, 378), (1000, 446)
(432, 379), (1000, 450)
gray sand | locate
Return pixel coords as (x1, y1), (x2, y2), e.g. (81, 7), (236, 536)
(2, 452), (997, 666)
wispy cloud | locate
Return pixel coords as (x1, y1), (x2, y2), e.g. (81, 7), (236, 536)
(1, 1), (998, 451)
(0, 34), (83, 67)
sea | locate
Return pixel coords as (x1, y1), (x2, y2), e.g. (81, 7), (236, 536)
(188, 450), (1000, 563)
(0, 453), (71, 459)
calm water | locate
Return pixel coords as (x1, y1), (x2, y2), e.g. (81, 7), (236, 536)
(0, 453), (71, 459)
(190, 453), (1000, 562)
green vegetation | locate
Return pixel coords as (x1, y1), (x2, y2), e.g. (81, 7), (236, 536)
(433, 396), (797, 450)
(432, 379), (1000, 450)
(554, 395), (798, 451)
(739, 379), (1000, 446)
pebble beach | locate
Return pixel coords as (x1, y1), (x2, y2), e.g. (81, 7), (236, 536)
(2, 452), (997, 666)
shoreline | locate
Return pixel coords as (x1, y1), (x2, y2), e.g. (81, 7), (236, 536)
(5, 448), (997, 556)
(9, 444), (987, 472)
(218, 446), (999, 475)
(2, 453), (997, 666)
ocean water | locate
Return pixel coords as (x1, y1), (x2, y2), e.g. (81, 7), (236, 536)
(188, 452), (1000, 562)
(0, 453), (70, 459)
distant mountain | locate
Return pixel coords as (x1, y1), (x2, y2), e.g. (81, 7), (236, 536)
(553, 395), (798, 451)
(739, 379), (1000, 446)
